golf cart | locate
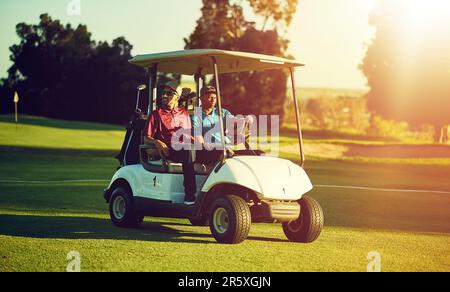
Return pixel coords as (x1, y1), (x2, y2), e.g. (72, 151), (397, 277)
(104, 49), (324, 244)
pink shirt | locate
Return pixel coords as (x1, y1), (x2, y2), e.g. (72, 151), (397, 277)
(147, 107), (192, 147)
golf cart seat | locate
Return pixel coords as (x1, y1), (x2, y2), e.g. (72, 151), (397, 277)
(139, 144), (215, 175)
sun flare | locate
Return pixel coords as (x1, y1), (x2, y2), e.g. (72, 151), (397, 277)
(373, 0), (450, 64)
(389, 0), (450, 33)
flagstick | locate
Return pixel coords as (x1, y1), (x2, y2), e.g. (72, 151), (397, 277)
(13, 91), (20, 132)
(15, 102), (18, 132)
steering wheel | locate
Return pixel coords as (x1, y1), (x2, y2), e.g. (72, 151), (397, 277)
(235, 118), (257, 155)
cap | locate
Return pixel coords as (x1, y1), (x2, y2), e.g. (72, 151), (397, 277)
(200, 86), (217, 96)
(160, 80), (179, 95)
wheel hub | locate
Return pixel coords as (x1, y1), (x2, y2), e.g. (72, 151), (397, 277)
(287, 215), (303, 233)
(112, 196), (126, 220)
(213, 207), (229, 234)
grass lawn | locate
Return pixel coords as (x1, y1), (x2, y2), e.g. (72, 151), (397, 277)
(0, 115), (124, 151)
(0, 115), (449, 272)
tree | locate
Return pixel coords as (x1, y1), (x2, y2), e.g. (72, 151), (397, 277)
(361, 0), (450, 142)
(248, 0), (297, 30)
(0, 14), (147, 125)
(184, 0), (298, 123)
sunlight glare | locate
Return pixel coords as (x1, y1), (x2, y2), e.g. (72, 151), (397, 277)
(400, 0), (450, 33)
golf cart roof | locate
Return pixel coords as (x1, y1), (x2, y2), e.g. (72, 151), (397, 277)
(129, 49), (304, 75)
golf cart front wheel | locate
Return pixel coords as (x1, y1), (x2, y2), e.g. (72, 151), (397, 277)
(209, 195), (251, 244)
(282, 196), (324, 243)
(109, 186), (144, 228)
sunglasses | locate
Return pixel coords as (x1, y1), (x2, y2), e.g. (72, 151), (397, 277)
(162, 91), (178, 97)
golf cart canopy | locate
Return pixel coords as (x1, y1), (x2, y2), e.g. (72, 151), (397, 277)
(129, 49), (304, 75)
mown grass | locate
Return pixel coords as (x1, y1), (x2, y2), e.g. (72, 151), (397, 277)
(0, 115), (124, 151)
(0, 115), (449, 271)
(0, 114), (420, 150)
(1, 211), (448, 272)
(1, 150), (449, 271)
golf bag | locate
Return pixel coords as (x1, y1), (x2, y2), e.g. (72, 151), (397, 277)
(116, 109), (148, 166)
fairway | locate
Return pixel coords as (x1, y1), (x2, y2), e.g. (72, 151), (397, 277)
(0, 116), (449, 272)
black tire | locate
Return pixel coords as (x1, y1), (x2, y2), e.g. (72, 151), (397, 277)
(189, 218), (209, 226)
(282, 196), (324, 243)
(209, 195), (251, 244)
(109, 186), (144, 228)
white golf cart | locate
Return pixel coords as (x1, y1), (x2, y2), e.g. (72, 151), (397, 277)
(104, 49), (324, 244)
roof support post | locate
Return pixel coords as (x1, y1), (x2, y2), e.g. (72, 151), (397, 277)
(194, 68), (204, 108)
(290, 67), (305, 167)
(148, 63), (158, 115)
(212, 57), (227, 160)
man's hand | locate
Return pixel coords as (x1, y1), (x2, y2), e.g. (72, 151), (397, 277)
(145, 136), (170, 157)
(155, 140), (170, 157)
(226, 148), (235, 158)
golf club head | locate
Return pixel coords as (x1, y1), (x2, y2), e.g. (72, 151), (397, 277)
(179, 91), (197, 103)
(137, 85), (147, 91)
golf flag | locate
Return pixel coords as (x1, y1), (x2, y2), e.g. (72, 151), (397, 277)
(13, 91), (19, 123)
(14, 91), (19, 103)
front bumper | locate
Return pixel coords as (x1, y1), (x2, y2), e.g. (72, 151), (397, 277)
(251, 200), (300, 223)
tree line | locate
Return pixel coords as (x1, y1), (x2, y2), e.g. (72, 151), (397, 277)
(1, 1), (298, 126)
(1, 0), (448, 142)
(0, 14), (148, 125)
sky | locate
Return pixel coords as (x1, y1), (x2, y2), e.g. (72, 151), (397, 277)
(0, 0), (376, 90)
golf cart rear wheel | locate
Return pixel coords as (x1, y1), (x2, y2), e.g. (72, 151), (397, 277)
(189, 218), (209, 226)
(209, 195), (251, 244)
(282, 196), (323, 243)
(109, 186), (144, 228)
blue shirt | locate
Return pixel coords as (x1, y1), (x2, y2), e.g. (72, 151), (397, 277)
(192, 108), (234, 144)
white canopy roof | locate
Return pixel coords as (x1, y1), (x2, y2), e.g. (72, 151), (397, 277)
(129, 49), (304, 75)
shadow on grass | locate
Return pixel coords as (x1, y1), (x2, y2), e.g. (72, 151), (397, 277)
(0, 214), (288, 244)
(0, 214), (210, 244)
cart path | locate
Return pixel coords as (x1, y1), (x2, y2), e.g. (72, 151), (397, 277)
(1, 179), (449, 194)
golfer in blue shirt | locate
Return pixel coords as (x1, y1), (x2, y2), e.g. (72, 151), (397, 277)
(192, 86), (253, 164)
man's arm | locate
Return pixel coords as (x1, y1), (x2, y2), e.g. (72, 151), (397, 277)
(144, 136), (170, 157)
(145, 112), (170, 157)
